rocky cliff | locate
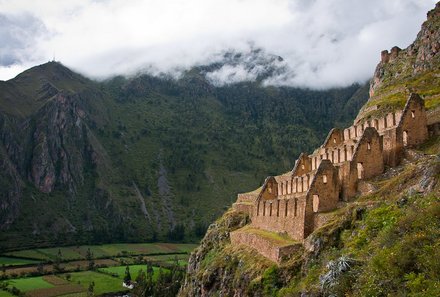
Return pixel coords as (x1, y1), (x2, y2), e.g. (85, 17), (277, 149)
(358, 3), (440, 122)
(179, 3), (440, 296)
(179, 148), (439, 296)
(0, 63), (127, 248)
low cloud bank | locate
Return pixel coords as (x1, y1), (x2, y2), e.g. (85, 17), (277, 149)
(0, 0), (436, 88)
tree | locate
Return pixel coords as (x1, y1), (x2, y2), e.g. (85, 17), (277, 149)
(124, 265), (131, 283)
(133, 269), (150, 297)
(53, 251), (63, 274)
(86, 248), (95, 270)
(145, 261), (154, 294)
(37, 263), (44, 274)
(87, 281), (95, 297)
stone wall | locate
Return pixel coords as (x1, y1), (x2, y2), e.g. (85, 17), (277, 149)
(232, 202), (253, 216)
(232, 93), (430, 254)
(307, 160), (339, 213)
(399, 93), (428, 147)
(230, 229), (301, 263)
(251, 195), (307, 241)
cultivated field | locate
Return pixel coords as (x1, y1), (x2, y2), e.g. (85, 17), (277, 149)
(5, 243), (197, 261)
(0, 242), (195, 297)
(0, 257), (39, 267)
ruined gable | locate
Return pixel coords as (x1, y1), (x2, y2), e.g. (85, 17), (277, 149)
(291, 153), (312, 176)
(322, 128), (344, 148)
(399, 93), (428, 147)
(231, 93), (431, 263)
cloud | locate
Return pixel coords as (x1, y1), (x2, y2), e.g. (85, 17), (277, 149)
(0, 13), (47, 66)
(0, 0), (436, 88)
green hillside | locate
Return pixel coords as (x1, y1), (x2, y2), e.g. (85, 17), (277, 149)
(0, 60), (368, 250)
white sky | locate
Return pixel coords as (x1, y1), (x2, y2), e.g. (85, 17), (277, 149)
(0, 0), (436, 88)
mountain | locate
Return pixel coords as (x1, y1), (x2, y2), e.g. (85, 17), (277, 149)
(0, 55), (368, 250)
(179, 3), (440, 297)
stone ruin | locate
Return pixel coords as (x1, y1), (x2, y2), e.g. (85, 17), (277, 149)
(230, 93), (436, 263)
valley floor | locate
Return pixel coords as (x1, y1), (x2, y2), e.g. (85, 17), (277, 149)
(0, 243), (196, 297)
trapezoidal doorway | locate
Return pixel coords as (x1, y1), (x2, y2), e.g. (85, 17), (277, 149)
(357, 162), (364, 180)
(403, 130), (408, 147)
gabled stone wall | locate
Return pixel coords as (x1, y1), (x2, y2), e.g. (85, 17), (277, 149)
(231, 93), (430, 260)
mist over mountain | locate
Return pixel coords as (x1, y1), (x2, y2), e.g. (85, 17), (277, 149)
(0, 55), (369, 250)
(0, 0), (436, 88)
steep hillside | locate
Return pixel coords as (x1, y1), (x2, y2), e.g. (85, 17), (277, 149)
(179, 3), (440, 297)
(358, 3), (440, 121)
(0, 58), (368, 250)
(180, 142), (439, 296)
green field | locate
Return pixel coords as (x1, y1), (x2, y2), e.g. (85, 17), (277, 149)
(146, 253), (189, 264)
(0, 257), (39, 266)
(4, 243), (197, 261)
(53, 293), (87, 297)
(0, 243), (193, 296)
(0, 290), (15, 297)
(99, 264), (163, 280)
(4, 276), (54, 292)
(64, 271), (124, 295)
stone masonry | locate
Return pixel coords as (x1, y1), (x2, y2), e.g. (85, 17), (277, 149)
(231, 93), (433, 262)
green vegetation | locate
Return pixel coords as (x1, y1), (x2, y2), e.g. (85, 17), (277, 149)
(181, 135), (440, 296)
(365, 70), (440, 119)
(0, 61), (369, 250)
(0, 257), (39, 266)
(5, 276), (54, 292)
(64, 271), (122, 295)
(341, 194), (439, 295)
(238, 226), (298, 246)
(0, 290), (15, 297)
(4, 243), (197, 261)
(0, 242), (192, 297)
(98, 264), (162, 280)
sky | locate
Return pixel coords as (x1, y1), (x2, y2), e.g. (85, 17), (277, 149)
(0, 0), (436, 88)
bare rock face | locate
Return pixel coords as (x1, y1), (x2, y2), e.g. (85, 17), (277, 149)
(0, 90), (95, 229)
(0, 114), (26, 229)
(30, 92), (91, 194)
(179, 210), (250, 297)
(0, 147), (23, 230)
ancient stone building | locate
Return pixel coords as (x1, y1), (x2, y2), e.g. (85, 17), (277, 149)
(231, 93), (432, 263)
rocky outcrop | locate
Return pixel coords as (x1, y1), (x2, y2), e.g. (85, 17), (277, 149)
(29, 92), (92, 193)
(0, 142), (23, 230)
(178, 210), (255, 297)
(369, 3), (440, 97)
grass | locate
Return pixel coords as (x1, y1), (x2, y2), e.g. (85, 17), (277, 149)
(37, 248), (82, 261)
(3, 250), (50, 261)
(419, 135), (440, 155)
(63, 271), (125, 295)
(3, 276), (54, 292)
(0, 256), (39, 266)
(237, 226), (298, 247)
(0, 290), (15, 297)
(145, 254), (189, 265)
(98, 264), (163, 280)
(54, 293), (87, 297)
(363, 69), (440, 120)
(26, 284), (85, 297)
(3, 243), (198, 261)
(0, 263), (170, 296)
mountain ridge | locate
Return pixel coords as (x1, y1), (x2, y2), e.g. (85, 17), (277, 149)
(0, 57), (369, 250)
